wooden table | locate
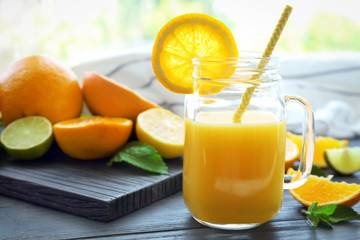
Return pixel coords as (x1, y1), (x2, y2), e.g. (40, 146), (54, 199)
(1, 139), (360, 240)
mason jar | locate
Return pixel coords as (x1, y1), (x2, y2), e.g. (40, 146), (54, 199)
(183, 52), (315, 230)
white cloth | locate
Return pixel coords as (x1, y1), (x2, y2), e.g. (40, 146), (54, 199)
(287, 100), (360, 139)
(281, 52), (360, 139)
(72, 50), (360, 139)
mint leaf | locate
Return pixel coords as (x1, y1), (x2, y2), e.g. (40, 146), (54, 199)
(311, 164), (327, 177)
(303, 203), (360, 228)
(308, 202), (318, 212)
(328, 204), (360, 223)
(317, 214), (333, 229)
(313, 204), (337, 215)
(306, 212), (320, 227)
(304, 203), (321, 227)
(107, 141), (168, 174)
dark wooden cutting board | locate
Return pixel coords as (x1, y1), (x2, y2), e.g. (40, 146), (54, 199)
(0, 144), (183, 222)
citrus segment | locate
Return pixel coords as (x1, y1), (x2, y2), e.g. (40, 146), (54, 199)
(285, 137), (299, 170)
(53, 116), (133, 160)
(82, 72), (159, 122)
(287, 168), (360, 207)
(136, 108), (184, 159)
(324, 147), (360, 175)
(152, 13), (238, 94)
(0, 55), (82, 125)
(0, 116), (53, 160)
(287, 132), (348, 168)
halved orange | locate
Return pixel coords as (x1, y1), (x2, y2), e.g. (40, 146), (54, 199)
(82, 72), (159, 122)
(152, 13), (238, 94)
(287, 168), (360, 207)
(285, 137), (299, 170)
(136, 108), (184, 159)
(53, 116), (132, 160)
(287, 132), (348, 168)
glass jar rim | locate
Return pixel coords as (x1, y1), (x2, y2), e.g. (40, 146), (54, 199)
(192, 51), (279, 64)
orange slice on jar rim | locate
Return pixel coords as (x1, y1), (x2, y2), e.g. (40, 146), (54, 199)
(152, 13), (238, 94)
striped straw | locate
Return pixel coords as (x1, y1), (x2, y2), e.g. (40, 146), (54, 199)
(233, 5), (293, 123)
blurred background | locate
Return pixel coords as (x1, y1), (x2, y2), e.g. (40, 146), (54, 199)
(1, 0), (360, 72)
(1, 0), (360, 138)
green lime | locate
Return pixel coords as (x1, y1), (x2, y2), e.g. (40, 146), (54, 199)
(0, 116), (53, 160)
(324, 147), (360, 175)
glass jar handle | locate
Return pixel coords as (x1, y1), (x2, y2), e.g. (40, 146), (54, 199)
(284, 96), (315, 189)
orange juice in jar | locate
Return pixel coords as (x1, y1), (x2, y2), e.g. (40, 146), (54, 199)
(183, 54), (315, 230)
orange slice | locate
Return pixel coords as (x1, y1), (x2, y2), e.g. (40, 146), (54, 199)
(53, 116), (133, 160)
(287, 132), (348, 168)
(152, 13), (238, 94)
(285, 137), (299, 170)
(287, 168), (360, 207)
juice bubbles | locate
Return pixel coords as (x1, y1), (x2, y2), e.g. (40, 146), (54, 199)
(183, 110), (286, 224)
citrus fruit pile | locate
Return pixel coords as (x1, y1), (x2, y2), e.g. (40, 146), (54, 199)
(287, 132), (349, 168)
(0, 55), (182, 161)
(0, 13), (239, 162)
(286, 133), (360, 207)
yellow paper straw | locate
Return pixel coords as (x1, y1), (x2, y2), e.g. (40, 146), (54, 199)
(233, 5), (293, 123)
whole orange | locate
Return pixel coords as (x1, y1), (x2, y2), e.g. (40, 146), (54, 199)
(0, 55), (83, 125)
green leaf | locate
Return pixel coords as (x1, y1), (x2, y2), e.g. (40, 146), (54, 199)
(309, 202), (318, 212)
(317, 214), (334, 229)
(311, 164), (327, 177)
(306, 212), (320, 227)
(107, 141), (168, 174)
(328, 204), (360, 223)
(0, 121), (3, 127)
(304, 203), (360, 228)
(313, 204), (337, 215)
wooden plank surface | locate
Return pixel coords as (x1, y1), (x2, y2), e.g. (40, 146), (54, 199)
(0, 144), (183, 222)
(1, 186), (360, 239)
(0, 140), (359, 240)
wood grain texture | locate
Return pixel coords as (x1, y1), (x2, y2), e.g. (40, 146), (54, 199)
(1, 189), (360, 239)
(0, 144), (183, 221)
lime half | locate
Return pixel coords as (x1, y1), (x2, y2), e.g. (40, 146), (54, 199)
(0, 116), (53, 160)
(324, 147), (360, 175)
